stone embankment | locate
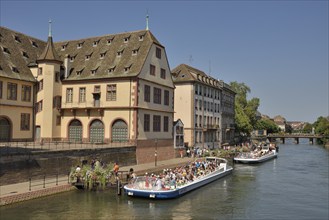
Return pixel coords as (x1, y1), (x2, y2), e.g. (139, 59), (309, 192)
(0, 184), (75, 206)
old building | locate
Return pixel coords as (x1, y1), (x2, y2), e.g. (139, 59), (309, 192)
(0, 24), (175, 163)
(172, 64), (235, 149)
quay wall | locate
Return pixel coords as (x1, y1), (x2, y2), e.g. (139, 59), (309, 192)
(0, 147), (136, 186)
(0, 184), (75, 206)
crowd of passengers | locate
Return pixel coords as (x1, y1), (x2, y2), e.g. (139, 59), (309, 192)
(130, 159), (223, 190)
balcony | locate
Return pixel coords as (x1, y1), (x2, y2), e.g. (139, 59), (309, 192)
(62, 101), (104, 109)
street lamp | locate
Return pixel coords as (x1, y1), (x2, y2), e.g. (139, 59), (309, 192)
(155, 139), (158, 167)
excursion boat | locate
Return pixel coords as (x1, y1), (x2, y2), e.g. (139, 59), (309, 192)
(234, 144), (278, 164)
(124, 157), (233, 199)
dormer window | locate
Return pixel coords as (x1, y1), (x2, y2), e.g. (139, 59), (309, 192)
(139, 35), (145, 41)
(108, 66), (116, 73)
(132, 48), (139, 55)
(100, 52), (106, 59)
(70, 55), (76, 62)
(124, 64), (132, 73)
(107, 37), (114, 45)
(2, 47), (10, 54)
(93, 40), (100, 47)
(61, 43), (68, 51)
(31, 41), (38, 48)
(76, 69), (84, 76)
(117, 49), (124, 57)
(85, 53), (92, 60)
(91, 67), (98, 75)
(22, 51), (29, 58)
(12, 66), (19, 73)
(14, 35), (21, 43)
(77, 42), (84, 49)
(124, 36), (130, 43)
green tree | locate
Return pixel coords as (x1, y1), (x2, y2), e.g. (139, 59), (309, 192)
(229, 81), (260, 136)
(255, 118), (280, 134)
(313, 116), (329, 144)
(303, 123), (313, 133)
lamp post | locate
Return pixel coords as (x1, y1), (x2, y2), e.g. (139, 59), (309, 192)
(155, 139), (158, 167)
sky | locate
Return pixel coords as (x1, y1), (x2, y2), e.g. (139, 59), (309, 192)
(1, 0), (328, 123)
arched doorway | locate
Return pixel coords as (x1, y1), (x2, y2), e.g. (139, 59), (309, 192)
(0, 117), (11, 141)
(68, 120), (82, 142)
(90, 120), (104, 143)
(111, 120), (128, 142)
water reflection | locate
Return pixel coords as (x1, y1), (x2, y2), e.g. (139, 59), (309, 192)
(1, 143), (328, 220)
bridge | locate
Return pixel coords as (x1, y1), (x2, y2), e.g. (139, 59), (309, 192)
(267, 134), (324, 144)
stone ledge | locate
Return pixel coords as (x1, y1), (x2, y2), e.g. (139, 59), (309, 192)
(0, 184), (76, 206)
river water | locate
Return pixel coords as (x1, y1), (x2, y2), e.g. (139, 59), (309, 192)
(1, 141), (328, 220)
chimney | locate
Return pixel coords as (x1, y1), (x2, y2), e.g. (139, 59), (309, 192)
(64, 54), (70, 78)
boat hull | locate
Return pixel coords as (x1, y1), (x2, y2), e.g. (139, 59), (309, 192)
(124, 167), (233, 199)
(234, 153), (277, 164)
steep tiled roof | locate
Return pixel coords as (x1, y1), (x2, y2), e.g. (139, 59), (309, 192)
(55, 30), (161, 81)
(172, 64), (221, 88)
(37, 36), (61, 63)
(0, 26), (46, 82)
(0, 26), (163, 82)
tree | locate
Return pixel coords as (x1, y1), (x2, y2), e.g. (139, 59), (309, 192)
(303, 123), (313, 133)
(229, 81), (260, 136)
(255, 118), (280, 134)
(313, 116), (329, 144)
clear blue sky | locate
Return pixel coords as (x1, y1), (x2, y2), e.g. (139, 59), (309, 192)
(1, 0), (328, 123)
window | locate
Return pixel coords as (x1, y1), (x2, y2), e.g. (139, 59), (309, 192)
(79, 87), (86, 103)
(38, 80), (43, 92)
(195, 99), (198, 110)
(144, 85), (150, 102)
(14, 35), (21, 43)
(20, 113), (30, 130)
(91, 68), (98, 75)
(7, 82), (17, 100)
(70, 55), (76, 62)
(106, 84), (116, 101)
(124, 36), (130, 43)
(108, 66), (116, 73)
(12, 66), (19, 73)
(0, 81), (2, 99)
(107, 38), (113, 45)
(100, 52), (106, 59)
(164, 90), (169, 106)
(21, 85), (31, 102)
(31, 41), (38, 48)
(153, 115), (161, 132)
(35, 100), (43, 113)
(66, 88), (73, 103)
(56, 116), (61, 126)
(156, 47), (161, 59)
(77, 42), (84, 48)
(124, 65), (131, 72)
(94, 86), (100, 93)
(55, 72), (60, 82)
(117, 50), (123, 56)
(2, 47), (10, 54)
(139, 35), (144, 41)
(160, 68), (166, 79)
(132, 48), (139, 55)
(38, 67), (43, 75)
(153, 87), (161, 104)
(61, 44), (67, 51)
(150, 64), (155, 76)
(53, 96), (62, 109)
(93, 40), (99, 47)
(164, 116), (169, 132)
(144, 114), (150, 132)
(22, 51), (29, 58)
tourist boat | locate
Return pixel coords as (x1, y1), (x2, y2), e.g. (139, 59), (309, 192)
(124, 157), (233, 199)
(234, 144), (278, 164)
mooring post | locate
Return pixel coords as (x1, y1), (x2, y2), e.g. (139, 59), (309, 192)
(117, 178), (122, 195)
(29, 178), (31, 191)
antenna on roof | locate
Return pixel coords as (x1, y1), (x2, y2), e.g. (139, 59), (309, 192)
(209, 60), (212, 75)
(146, 10), (149, 30)
(48, 19), (52, 37)
(189, 55), (194, 64)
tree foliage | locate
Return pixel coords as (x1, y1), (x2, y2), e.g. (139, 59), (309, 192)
(303, 123), (313, 133)
(313, 116), (329, 144)
(255, 118), (280, 134)
(229, 81), (260, 135)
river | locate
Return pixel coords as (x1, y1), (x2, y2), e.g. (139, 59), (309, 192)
(1, 141), (328, 220)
